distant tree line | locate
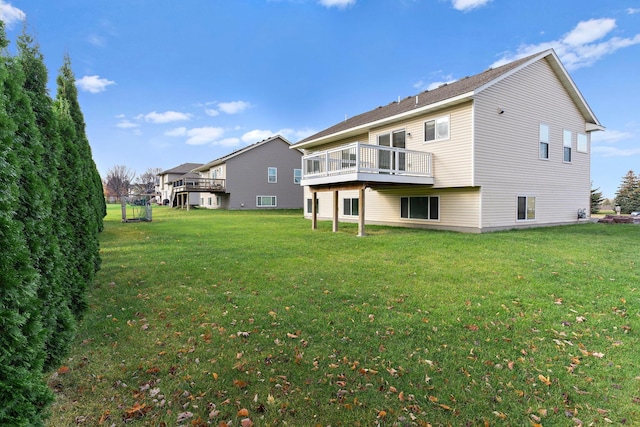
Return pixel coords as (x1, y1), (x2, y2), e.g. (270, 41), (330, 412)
(103, 165), (162, 203)
(613, 170), (640, 214)
(1, 23), (105, 426)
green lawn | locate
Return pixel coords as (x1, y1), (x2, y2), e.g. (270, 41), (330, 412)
(47, 205), (640, 426)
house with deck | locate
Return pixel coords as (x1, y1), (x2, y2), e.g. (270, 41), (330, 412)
(184, 135), (303, 210)
(291, 49), (603, 234)
(157, 163), (203, 206)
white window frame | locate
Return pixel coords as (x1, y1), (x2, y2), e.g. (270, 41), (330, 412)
(577, 133), (588, 153)
(257, 196), (277, 207)
(539, 123), (550, 160)
(517, 196), (536, 221)
(563, 129), (572, 163)
(343, 198), (359, 216)
(268, 167), (277, 183)
(424, 115), (450, 142)
(294, 168), (302, 184)
(400, 196), (440, 221)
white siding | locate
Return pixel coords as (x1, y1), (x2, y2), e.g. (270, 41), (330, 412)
(474, 58), (591, 230)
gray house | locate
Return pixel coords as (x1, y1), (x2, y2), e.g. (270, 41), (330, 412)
(189, 135), (303, 209)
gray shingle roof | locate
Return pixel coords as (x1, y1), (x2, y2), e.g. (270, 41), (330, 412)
(296, 52), (541, 146)
(158, 163), (204, 175)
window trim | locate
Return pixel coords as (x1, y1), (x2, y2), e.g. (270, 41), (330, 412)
(294, 168), (302, 184)
(563, 129), (572, 163)
(400, 195), (440, 221)
(516, 195), (536, 221)
(424, 115), (450, 143)
(268, 167), (277, 183)
(539, 123), (550, 160)
(257, 195), (277, 207)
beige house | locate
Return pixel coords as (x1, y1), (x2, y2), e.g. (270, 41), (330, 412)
(291, 49), (603, 234)
(190, 135), (303, 210)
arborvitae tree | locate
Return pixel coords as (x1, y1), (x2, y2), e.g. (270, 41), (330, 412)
(17, 28), (76, 370)
(614, 170), (640, 214)
(0, 22), (53, 426)
(590, 184), (604, 214)
(56, 54), (106, 233)
(55, 56), (105, 315)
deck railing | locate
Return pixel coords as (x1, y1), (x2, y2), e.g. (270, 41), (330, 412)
(302, 142), (432, 179)
(171, 177), (226, 192)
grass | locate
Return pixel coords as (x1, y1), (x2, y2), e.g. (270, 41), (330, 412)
(47, 205), (639, 426)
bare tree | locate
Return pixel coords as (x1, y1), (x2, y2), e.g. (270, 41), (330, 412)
(103, 165), (135, 202)
(132, 167), (162, 196)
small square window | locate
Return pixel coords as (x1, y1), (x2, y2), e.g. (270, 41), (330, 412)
(343, 198), (359, 216)
(425, 116), (449, 142)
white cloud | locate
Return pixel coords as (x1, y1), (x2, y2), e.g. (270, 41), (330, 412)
(0, 1), (25, 28)
(116, 119), (138, 129)
(144, 111), (191, 124)
(185, 127), (225, 145)
(591, 129), (633, 144)
(278, 128), (317, 142)
(75, 75), (116, 93)
(414, 74), (457, 91)
(592, 145), (640, 157)
(627, 8), (640, 15)
(490, 18), (640, 71)
(451, 0), (491, 12)
(562, 18), (616, 46)
(218, 101), (251, 114)
(218, 138), (241, 147)
(165, 127), (187, 137)
(205, 108), (220, 117)
(318, 0), (355, 8)
(241, 129), (274, 143)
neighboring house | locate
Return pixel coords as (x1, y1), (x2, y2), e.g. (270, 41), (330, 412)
(291, 49), (603, 235)
(156, 163), (203, 207)
(191, 135), (303, 209)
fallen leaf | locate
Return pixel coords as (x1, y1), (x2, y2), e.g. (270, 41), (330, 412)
(57, 366), (70, 375)
(237, 408), (249, 417)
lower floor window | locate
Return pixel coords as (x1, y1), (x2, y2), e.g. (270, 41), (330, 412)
(517, 196), (535, 220)
(343, 198), (359, 216)
(306, 198), (318, 213)
(400, 196), (439, 220)
(257, 196), (277, 207)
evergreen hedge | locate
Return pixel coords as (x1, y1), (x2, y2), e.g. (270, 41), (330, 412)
(0, 23), (105, 426)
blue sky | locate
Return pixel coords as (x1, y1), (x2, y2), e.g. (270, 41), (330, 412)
(2, 0), (639, 198)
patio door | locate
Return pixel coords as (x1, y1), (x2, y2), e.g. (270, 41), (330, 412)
(378, 130), (406, 173)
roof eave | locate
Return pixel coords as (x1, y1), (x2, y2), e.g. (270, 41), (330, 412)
(292, 92), (474, 150)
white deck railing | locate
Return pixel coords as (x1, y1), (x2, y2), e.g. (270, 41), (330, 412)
(302, 142), (432, 180)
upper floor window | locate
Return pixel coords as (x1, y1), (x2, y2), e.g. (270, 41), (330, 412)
(294, 169), (302, 184)
(539, 124), (549, 160)
(425, 116), (449, 142)
(268, 167), (277, 183)
(577, 133), (588, 153)
(563, 130), (572, 163)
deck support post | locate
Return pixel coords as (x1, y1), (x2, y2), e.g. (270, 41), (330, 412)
(358, 187), (365, 237)
(332, 190), (339, 232)
(311, 191), (318, 230)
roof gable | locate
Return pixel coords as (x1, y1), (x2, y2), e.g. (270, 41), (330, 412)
(293, 49), (601, 149)
(194, 135), (293, 171)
